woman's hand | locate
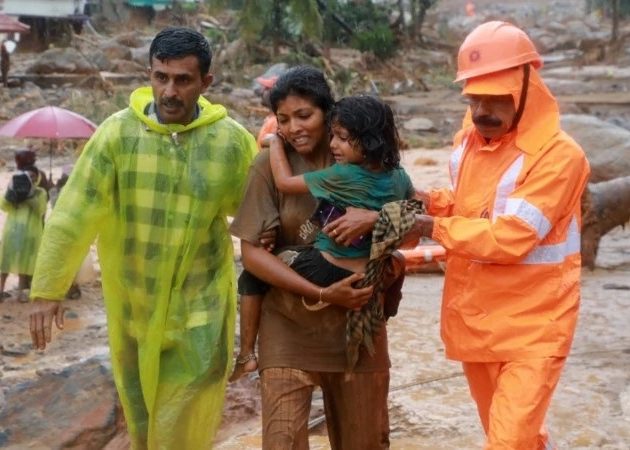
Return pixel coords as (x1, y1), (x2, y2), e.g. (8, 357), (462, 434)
(323, 207), (378, 247)
(321, 273), (373, 309)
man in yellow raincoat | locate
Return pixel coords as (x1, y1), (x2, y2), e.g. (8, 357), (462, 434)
(28, 27), (257, 449)
(406, 22), (591, 449)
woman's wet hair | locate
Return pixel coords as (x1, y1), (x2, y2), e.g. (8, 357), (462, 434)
(149, 27), (212, 75)
(269, 66), (334, 115)
(330, 95), (401, 171)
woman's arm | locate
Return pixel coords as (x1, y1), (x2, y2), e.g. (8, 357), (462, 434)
(241, 240), (372, 309)
(269, 135), (310, 194)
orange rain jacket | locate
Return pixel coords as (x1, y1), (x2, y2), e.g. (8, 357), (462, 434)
(429, 66), (591, 362)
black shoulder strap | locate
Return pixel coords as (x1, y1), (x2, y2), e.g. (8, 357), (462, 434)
(509, 64), (530, 132)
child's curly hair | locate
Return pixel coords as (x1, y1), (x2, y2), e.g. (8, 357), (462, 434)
(329, 95), (401, 171)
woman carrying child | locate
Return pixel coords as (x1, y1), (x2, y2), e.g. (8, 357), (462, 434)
(230, 66), (412, 449)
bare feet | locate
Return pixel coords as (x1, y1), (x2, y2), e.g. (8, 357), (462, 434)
(228, 353), (257, 382)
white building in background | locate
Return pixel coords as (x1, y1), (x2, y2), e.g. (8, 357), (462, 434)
(0, 0), (88, 17)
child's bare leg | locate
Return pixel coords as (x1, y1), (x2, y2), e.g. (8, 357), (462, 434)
(229, 294), (262, 381)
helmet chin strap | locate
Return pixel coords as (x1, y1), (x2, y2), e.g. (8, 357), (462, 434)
(509, 64), (530, 132)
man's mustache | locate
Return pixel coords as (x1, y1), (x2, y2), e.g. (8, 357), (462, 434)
(161, 97), (183, 108)
(472, 115), (503, 127)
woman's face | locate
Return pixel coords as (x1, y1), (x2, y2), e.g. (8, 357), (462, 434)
(275, 95), (327, 155)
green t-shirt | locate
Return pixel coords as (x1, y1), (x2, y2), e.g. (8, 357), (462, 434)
(304, 163), (414, 258)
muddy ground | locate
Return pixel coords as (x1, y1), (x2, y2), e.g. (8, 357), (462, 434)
(0, 146), (628, 449)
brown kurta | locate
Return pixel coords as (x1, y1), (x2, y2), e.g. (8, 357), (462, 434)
(230, 149), (390, 373)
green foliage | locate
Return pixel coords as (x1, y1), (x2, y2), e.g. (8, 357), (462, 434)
(239, 0), (322, 45)
(204, 0), (244, 14)
(586, 0), (630, 16)
(322, 1), (397, 59)
(424, 66), (458, 91)
(354, 23), (396, 59)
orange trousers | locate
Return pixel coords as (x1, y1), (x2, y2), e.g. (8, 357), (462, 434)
(462, 357), (566, 450)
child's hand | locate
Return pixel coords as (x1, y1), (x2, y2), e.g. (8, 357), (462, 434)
(261, 133), (277, 147)
(258, 228), (277, 252)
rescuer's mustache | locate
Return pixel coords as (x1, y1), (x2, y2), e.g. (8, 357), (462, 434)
(473, 115), (503, 127)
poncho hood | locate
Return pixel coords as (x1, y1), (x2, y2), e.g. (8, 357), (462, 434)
(129, 86), (227, 134)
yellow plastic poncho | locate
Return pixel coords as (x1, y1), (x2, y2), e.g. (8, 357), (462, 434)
(0, 187), (47, 275)
(31, 87), (257, 449)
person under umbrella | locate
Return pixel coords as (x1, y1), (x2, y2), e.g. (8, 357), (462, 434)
(15, 146), (52, 196)
(0, 161), (47, 302)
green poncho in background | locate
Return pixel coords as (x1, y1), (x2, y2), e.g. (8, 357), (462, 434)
(0, 187), (47, 275)
(31, 87), (257, 449)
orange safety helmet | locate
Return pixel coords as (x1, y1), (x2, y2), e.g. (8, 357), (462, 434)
(455, 21), (542, 82)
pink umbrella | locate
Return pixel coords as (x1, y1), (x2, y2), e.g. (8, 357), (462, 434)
(0, 105), (97, 139)
(0, 105), (97, 179)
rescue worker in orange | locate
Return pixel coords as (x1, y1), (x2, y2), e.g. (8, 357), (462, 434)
(406, 21), (591, 449)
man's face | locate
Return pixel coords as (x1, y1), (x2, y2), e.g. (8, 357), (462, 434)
(466, 94), (516, 140)
(148, 55), (212, 125)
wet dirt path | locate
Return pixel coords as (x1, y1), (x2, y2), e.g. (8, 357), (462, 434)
(217, 226), (630, 449)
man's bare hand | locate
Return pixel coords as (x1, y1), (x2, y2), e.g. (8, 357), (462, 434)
(321, 273), (373, 310)
(323, 207), (378, 247)
(414, 189), (430, 210)
(400, 214), (435, 249)
(29, 299), (65, 350)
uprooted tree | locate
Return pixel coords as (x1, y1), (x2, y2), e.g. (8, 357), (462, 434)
(581, 176), (630, 269)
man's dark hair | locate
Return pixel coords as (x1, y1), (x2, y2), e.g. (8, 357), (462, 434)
(330, 95), (401, 171)
(149, 27), (212, 76)
(269, 66), (334, 115)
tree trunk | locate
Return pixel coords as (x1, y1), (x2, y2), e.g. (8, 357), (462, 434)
(413, 0), (431, 43)
(410, 0), (417, 38)
(395, 0), (406, 33)
(611, 0), (620, 43)
(581, 176), (630, 269)
(272, 0), (283, 58)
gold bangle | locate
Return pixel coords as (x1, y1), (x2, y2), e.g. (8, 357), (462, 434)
(301, 288), (330, 311)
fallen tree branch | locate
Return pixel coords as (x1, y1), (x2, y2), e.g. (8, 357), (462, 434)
(581, 175), (630, 269)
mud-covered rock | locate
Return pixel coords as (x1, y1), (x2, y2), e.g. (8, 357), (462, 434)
(0, 356), (123, 449)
